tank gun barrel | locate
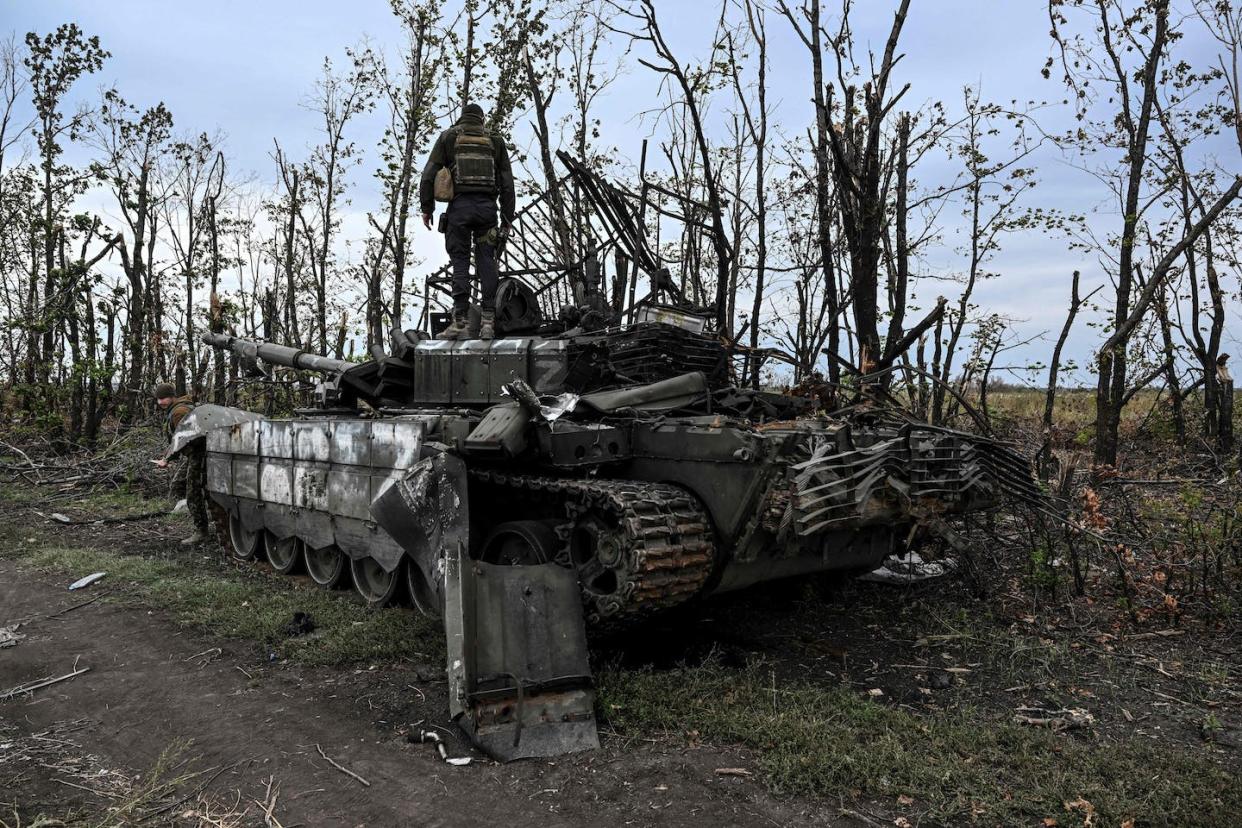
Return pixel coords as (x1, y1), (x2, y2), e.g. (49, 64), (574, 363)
(202, 332), (354, 375)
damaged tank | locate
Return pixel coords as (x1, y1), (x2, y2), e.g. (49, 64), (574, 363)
(185, 153), (1041, 763)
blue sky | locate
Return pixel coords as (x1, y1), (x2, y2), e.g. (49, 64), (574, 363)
(5, 0), (1237, 385)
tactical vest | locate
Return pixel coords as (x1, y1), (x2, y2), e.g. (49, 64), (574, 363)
(452, 124), (497, 193)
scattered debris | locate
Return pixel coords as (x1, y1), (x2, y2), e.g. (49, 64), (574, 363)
(1014, 707), (1095, 732)
(183, 647), (223, 666)
(47, 590), (109, 618)
(409, 729), (472, 765)
(0, 719), (134, 801)
(714, 767), (752, 777)
(255, 775), (286, 828)
(314, 743), (371, 786)
(1, 666), (91, 700)
(172, 498), (188, 513)
(1125, 629), (1186, 640)
(68, 572), (107, 591)
(859, 552), (958, 585)
(928, 670), (953, 690)
(0, 624), (24, 649)
(39, 509), (165, 526)
(1063, 796), (1097, 826)
(283, 611), (315, 637)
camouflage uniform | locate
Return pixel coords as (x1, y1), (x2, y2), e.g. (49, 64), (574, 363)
(165, 395), (210, 537)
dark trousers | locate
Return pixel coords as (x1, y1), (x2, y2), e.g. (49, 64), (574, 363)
(445, 192), (499, 312)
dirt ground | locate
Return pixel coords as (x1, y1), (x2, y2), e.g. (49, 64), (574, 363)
(2, 478), (1240, 826)
(0, 547), (857, 826)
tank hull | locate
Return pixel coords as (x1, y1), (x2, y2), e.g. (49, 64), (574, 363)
(195, 328), (1041, 762)
(203, 409), (1012, 619)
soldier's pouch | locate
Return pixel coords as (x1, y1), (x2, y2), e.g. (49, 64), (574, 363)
(434, 167), (454, 202)
(437, 212), (448, 234)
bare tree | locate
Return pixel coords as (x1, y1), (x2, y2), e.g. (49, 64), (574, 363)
(784, 0), (912, 372)
(366, 0), (444, 345)
(24, 24), (108, 388)
(776, 0), (842, 381)
(728, 0), (769, 388)
(300, 49), (378, 354)
(161, 132), (221, 392)
(91, 90), (172, 414)
(271, 141), (306, 347)
(931, 88), (1041, 424)
(1048, 0), (1242, 466)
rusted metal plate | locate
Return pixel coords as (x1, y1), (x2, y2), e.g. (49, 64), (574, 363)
(293, 463), (330, 511)
(169, 405), (262, 457)
(260, 420), (293, 459)
(292, 421), (331, 463)
(327, 467), (371, 521)
(232, 457), (260, 500)
(205, 454), (230, 494)
(371, 421), (423, 471)
(455, 560), (598, 761)
(205, 419), (256, 458)
(258, 460), (293, 506)
(329, 420), (370, 466)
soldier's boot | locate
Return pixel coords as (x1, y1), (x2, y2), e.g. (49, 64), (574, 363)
(181, 530), (206, 546)
(440, 308), (470, 340)
(479, 309), (496, 340)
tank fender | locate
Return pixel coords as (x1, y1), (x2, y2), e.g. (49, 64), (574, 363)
(169, 404), (264, 457)
(369, 445), (468, 613)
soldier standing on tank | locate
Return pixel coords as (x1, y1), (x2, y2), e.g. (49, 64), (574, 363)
(151, 383), (210, 545)
(419, 102), (515, 341)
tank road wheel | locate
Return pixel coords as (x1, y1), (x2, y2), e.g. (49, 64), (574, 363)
(405, 561), (439, 617)
(304, 544), (347, 589)
(480, 520), (561, 566)
(227, 515), (263, 561)
(265, 532), (304, 575)
(351, 557), (405, 608)
(569, 515), (627, 614)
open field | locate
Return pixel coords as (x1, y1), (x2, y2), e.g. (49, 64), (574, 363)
(2, 441), (1239, 827)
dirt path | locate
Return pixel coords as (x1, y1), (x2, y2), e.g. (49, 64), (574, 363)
(0, 559), (853, 827)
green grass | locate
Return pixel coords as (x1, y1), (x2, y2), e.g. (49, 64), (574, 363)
(598, 660), (1240, 826)
(5, 482), (1239, 823)
(22, 544), (443, 667)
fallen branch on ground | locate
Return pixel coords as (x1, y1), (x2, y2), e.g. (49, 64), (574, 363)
(1013, 706), (1094, 732)
(314, 743), (370, 787)
(0, 666), (91, 700)
(46, 591), (110, 619)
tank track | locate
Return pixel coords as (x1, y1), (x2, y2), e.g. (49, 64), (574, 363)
(471, 471), (717, 623)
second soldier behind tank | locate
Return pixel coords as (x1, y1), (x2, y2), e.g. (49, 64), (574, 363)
(419, 102), (515, 340)
(151, 382), (211, 545)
